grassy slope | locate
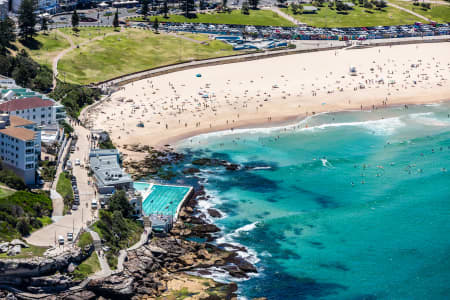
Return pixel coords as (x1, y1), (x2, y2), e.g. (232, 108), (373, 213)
(14, 31), (70, 69)
(56, 172), (73, 200)
(72, 251), (101, 280)
(132, 9), (295, 26)
(390, 0), (450, 23)
(58, 27), (117, 45)
(0, 188), (15, 198)
(281, 5), (420, 27)
(58, 29), (237, 84)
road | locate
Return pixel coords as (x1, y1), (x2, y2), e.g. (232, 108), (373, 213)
(50, 136), (71, 217)
(26, 122), (97, 250)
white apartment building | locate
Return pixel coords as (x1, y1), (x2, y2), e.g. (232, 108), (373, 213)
(0, 97), (60, 126)
(0, 114), (40, 185)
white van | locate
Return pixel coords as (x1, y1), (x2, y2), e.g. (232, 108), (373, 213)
(91, 199), (98, 209)
(58, 235), (64, 245)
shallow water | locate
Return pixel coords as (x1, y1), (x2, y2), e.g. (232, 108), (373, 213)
(177, 102), (450, 300)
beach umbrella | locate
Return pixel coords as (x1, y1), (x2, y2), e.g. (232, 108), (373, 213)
(196, 74), (202, 78)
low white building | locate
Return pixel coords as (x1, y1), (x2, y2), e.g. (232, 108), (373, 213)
(0, 114), (41, 185)
(0, 76), (16, 88)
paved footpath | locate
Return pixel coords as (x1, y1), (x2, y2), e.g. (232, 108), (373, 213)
(26, 123), (97, 250)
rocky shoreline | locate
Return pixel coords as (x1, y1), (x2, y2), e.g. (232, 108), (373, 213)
(0, 147), (261, 300)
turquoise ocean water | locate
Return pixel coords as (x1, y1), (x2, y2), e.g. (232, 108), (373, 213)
(177, 102), (450, 300)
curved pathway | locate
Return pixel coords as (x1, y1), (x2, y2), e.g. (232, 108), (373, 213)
(387, 1), (431, 22)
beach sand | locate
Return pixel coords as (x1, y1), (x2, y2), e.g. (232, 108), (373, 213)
(86, 42), (450, 159)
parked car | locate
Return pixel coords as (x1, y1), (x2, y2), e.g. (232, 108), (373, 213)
(67, 232), (73, 242)
(75, 159), (80, 166)
(58, 235), (64, 245)
(72, 204), (78, 211)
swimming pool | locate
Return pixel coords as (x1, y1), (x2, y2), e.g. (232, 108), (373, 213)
(141, 184), (191, 216)
(134, 182), (150, 192)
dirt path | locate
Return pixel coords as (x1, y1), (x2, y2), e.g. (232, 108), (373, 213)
(388, 1), (431, 22)
(264, 7), (301, 26)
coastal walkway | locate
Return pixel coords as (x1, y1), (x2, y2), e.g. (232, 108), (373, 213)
(88, 229), (112, 279)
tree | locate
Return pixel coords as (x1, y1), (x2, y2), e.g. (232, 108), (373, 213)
(242, 1), (250, 14)
(113, 9), (119, 28)
(183, 0), (195, 17)
(141, 0), (149, 17)
(153, 17), (159, 32)
(248, 0), (259, 10)
(41, 17), (48, 33)
(222, 0), (228, 9)
(163, 0), (169, 18)
(199, 0), (207, 10)
(18, 0), (37, 40)
(16, 218), (30, 236)
(72, 10), (79, 29)
(108, 190), (133, 219)
(0, 18), (16, 53)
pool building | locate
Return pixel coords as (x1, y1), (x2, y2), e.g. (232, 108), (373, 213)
(134, 182), (193, 232)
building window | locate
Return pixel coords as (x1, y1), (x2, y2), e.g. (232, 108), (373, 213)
(26, 163), (34, 169)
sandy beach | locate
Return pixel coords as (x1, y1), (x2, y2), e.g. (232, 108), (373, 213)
(86, 42), (450, 159)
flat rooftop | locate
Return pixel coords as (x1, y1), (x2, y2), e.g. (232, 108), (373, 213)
(90, 154), (132, 188)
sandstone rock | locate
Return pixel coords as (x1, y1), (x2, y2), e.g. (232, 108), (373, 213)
(0, 242), (9, 253)
(147, 245), (167, 255)
(10, 239), (28, 248)
(207, 208), (222, 218)
(7, 245), (21, 256)
(197, 249), (212, 260)
(67, 262), (76, 273)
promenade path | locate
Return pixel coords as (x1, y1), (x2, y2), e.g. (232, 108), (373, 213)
(26, 123), (97, 250)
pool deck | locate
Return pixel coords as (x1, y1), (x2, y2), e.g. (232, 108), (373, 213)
(136, 182), (194, 221)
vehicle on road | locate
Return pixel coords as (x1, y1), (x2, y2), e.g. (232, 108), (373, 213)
(72, 204), (78, 211)
(75, 159), (81, 166)
(67, 232), (73, 241)
(91, 199), (98, 209)
(58, 235), (65, 245)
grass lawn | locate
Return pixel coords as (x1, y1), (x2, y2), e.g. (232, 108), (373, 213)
(0, 244), (47, 259)
(37, 216), (53, 227)
(0, 187), (15, 198)
(13, 31), (70, 68)
(77, 231), (94, 249)
(58, 27), (117, 45)
(390, 0), (450, 23)
(281, 5), (421, 27)
(72, 251), (101, 280)
(130, 9), (295, 26)
(58, 29), (238, 84)
(56, 171), (73, 214)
